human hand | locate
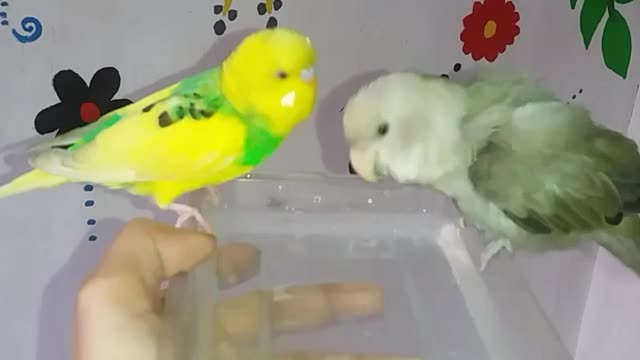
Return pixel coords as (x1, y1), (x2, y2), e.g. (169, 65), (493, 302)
(73, 218), (417, 360)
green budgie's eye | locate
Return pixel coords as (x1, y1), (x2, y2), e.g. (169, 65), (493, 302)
(377, 122), (389, 137)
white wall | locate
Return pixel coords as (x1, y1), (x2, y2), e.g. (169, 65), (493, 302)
(1, 0), (640, 359)
(575, 84), (640, 360)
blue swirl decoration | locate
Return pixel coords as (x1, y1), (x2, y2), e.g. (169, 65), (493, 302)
(11, 16), (42, 43)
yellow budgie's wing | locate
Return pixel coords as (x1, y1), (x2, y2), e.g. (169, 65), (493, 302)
(29, 94), (247, 185)
(29, 83), (177, 154)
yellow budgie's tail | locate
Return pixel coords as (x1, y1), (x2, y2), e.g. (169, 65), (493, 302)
(0, 169), (70, 199)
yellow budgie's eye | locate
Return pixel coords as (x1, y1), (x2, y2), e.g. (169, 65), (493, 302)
(275, 70), (289, 80)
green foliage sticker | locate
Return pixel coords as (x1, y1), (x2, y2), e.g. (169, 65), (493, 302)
(571, 0), (634, 79)
(602, 9), (632, 78)
(580, 0), (606, 48)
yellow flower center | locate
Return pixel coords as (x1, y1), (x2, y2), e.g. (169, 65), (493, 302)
(483, 20), (497, 38)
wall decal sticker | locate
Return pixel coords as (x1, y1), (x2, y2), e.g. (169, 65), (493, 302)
(572, 0), (634, 79)
(34, 67), (132, 242)
(213, 0), (238, 36)
(257, 0), (283, 28)
(460, 0), (521, 62)
(0, 1), (43, 43)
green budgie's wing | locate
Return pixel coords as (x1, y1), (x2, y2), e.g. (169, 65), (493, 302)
(468, 101), (640, 236)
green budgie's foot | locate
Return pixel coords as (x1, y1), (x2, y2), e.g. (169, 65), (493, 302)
(168, 203), (213, 233)
(479, 238), (513, 272)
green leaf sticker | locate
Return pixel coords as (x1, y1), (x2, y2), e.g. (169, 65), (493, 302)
(571, 0), (578, 9)
(615, 0), (635, 3)
(580, 0), (607, 48)
(601, 9), (632, 78)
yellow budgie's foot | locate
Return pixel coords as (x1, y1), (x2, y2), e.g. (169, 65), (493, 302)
(479, 238), (513, 272)
(168, 203), (212, 233)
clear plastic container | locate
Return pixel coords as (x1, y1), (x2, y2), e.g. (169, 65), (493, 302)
(163, 173), (573, 360)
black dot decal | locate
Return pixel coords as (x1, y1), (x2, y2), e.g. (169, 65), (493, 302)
(84, 184), (97, 242)
(213, 19), (226, 36)
(257, 3), (267, 15)
(266, 16), (278, 28)
(569, 88), (583, 102)
(441, 63), (462, 81)
(212, 3), (238, 36)
(258, 1), (282, 29)
(228, 9), (238, 21)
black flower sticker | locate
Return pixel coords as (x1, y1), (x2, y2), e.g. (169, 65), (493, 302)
(33, 66), (132, 243)
(34, 66), (132, 136)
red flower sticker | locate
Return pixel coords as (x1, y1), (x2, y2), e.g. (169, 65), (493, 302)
(460, 0), (521, 62)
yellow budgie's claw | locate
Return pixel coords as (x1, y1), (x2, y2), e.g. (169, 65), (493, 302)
(168, 203), (213, 233)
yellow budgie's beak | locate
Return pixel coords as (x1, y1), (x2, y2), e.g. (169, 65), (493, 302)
(300, 66), (315, 83)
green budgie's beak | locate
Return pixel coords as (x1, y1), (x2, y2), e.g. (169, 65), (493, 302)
(349, 146), (379, 182)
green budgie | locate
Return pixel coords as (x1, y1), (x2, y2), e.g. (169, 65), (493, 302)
(343, 69), (640, 274)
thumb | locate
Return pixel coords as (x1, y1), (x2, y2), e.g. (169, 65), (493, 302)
(74, 218), (216, 360)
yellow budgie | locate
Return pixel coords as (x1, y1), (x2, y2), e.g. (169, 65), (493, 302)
(0, 27), (318, 232)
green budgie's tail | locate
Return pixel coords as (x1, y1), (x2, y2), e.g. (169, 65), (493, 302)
(0, 169), (69, 200)
(597, 215), (640, 275)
